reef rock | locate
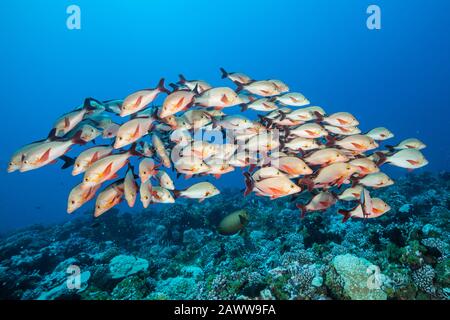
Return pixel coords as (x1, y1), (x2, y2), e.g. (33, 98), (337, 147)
(328, 254), (387, 300)
(109, 255), (149, 279)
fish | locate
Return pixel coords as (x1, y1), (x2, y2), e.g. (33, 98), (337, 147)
(195, 87), (242, 108)
(150, 186), (175, 203)
(140, 180), (153, 208)
(82, 144), (140, 188)
(182, 110), (212, 129)
(322, 112), (359, 127)
(180, 141), (218, 160)
(270, 79), (290, 93)
(114, 117), (154, 149)
(53, 98), (95, 137)
(214, 115), (254, 131)
(251, 166), (285, 182)
(279, 109), (314, 122)
(159, 89), (196, 118)
(271, 156), (313, 178)
(338, 185), (364, 201)
(173, 182), (220, 202)
(386, 138), (426, 151)
(300, 162), (359, 190)
(296, 191), (336, 218)
(139, 158), (159, 182)
(102, 123), (121, 139)
(303, 148), (349, 167)
(241, 97), (278, 112)
(67, 183), (101, 214)
(178, 74), (212, 93)
(155, 170), (174, 190)
(355, 172), (394, 189)
(252, 175), (301, 199)
(246, 132), (281, 152)
(237, 80), (278, 97)
(174, 157), (210, 178)
(287, 123), (328, 139)
(217, 209), (249, 236)
(377, 149), (429, 170)
(124, 165), (138, 207)
(338, 198), (391, 222)
(120, 78), (169, 117)
(275, 92), (309, 107)
(72, 146), (114, 176)
(94, 179), (125, 217)
(152, 133), (171, 168)
(20, 133), (85, 172)
(331, 134), (378, 152)
(205, 162), (235, 179)
(365, 127), (394, 141)
(220, 68), (252, 84)
(349, 157), (380, 176)
(284, 137), (322, 152)
(324, 125), (361, 136)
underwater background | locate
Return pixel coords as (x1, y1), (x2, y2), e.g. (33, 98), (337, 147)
(0, 0), (449, 300)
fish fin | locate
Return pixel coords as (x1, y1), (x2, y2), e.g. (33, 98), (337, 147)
(337, 118), (348, 125)
(240, 103), (249, 112)
(220, 94), (229, 105)
(235, 83), (244, 93)
(314, 111), (324, 122)
(278, 110), (287, 121)
(157, 78), (170, 94)
(219, 67), (228, 79)
(71, 130), (87, 146)
(37, 148), (52, 164)
(173, 190), (181, 198)
(337, 209), (352, 223)
(169, 83), (179, 92)
(91, 151), (100, 164)
(374, 151), (388, 166)
(184, 174), (192, 179)
(296, 203), (307, 219)
(64, 117), (70, 129)
(178, 74), (187, 84)
(101, 162), (113, 179)
(128, 142), (142, 157)
(213, 174), (222, 179)
(407, 168), (414, 172)
(60, 155), (75, 169)
(131, 124), (141, 139)
(243, 172), (254, 196)
(46, 128), (57, 141)
(325, 135), (336, 147)
(298, 177), (314, 192)
(385, 145), (395, 152)
(351, 142), (364, 150)
(249, 164), (256, 172)
(198, 198), (205, 203)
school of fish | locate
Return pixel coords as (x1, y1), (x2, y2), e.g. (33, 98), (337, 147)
(8, 68), (429, 222)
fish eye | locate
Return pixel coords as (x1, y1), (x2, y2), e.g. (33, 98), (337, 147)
(97, 205), (101, 209)
(84, 178), (89, 182)
(23, 160), (28, 164)
(145, 196), (149, 200)
(119, 137), (123, 140)
(71, 200), (75, 204)
(76, 164), (80, 167)
(143, 171), (147, 175)
(9, 162), (13, 166)
(290, 184), (295, 188)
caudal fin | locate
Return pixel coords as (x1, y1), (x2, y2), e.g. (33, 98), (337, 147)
(219, 67), (229, 79)
(173, 190), (181, 199)
(59, 155), (75, 169)
(178, 74), (187, 84)
(71, 131), (87, 146)
(243, 172), (254, 196)
(235, 83), (244, 93)
(314, 111), (324, 122)
(375, 151), (388, 166)
(338, 209), (352, 223)
(296, 203), (307, 219)
(298, 177), (314, 192)
(325, 135), (336, 147)
(157, 78), (170, 94)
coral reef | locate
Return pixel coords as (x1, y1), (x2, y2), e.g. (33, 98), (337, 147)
(0, 172), (448, 300)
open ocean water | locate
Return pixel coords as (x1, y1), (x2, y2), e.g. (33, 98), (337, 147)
(0, 0), (448, 301)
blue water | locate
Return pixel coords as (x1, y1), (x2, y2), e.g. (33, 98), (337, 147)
(0, 0), (449, 233)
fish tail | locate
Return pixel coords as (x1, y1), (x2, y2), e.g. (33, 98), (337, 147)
(314, 111), (324, 122)
(337, 209), (352, 222)
(83, 97), (101, 114)
(235, 83), (244, 93)
(71, 130), (87, 146)
(240, 103), (248, 112)
(59, 155), (75, 169)
(298, 177), (314, 192)
(128, 142), (142, 157)
(173, 190), (181, 198)
(178, 74), (187, 84)
(385, 145), (395, 152)
(243, 172), (254, 196)
(375, 151), (388, 166)
(169, 83), (178, 92)
(296, 203), (307, 219)
(325, 135), (336, 147)
(278, 110), (287, 121)
(46, 128), (57, 141)
(157, 78), (170, 94)
(219, 67), (228, 79)
(351, 177), (360, 188)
